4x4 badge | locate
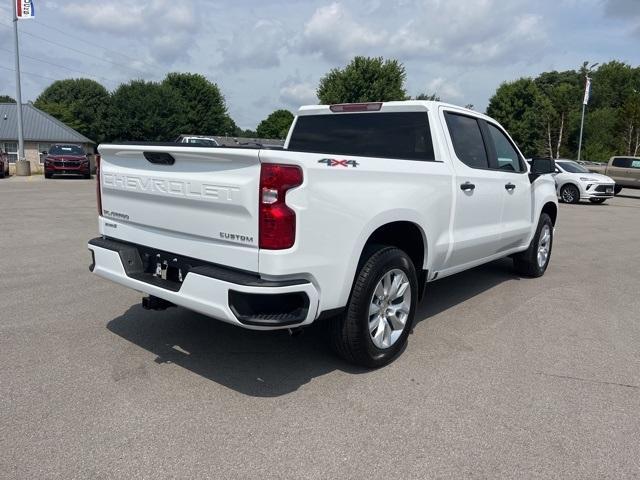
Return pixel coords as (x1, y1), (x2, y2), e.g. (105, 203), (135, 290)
(318, 158), (359, 168)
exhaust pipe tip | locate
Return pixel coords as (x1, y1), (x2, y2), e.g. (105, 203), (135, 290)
(142, 295), (175, 311)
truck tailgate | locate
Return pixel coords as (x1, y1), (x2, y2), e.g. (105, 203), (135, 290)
(98, 144), (260, 271)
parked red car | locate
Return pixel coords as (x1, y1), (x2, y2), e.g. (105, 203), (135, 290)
(0, 148), (9, 178)
(44, 144), (91, 179)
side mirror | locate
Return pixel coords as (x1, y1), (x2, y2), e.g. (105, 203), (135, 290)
(529, 157), (556, 183)
(41, 151), (48, 155)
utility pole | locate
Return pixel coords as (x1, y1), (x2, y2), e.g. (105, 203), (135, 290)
(577, 62), (598, 162)
(12, 0), (31, 176)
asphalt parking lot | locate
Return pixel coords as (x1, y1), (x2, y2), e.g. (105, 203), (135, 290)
(1, 176), (639, 479)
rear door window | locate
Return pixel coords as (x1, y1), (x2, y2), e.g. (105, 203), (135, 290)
(288, 112), (435, 161)
(444, 112), (489, 169)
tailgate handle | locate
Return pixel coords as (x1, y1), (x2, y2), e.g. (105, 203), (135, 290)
(144, 152), (175, 165)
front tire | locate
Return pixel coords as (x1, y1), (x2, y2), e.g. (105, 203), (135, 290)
(589, 198), (606, 204)
(614, 185), (622, 195)
(560, 184), (580, 204)
(44, 172), (52, 179)
(513, 213), (553, 277)
(330, 246), (418, 368)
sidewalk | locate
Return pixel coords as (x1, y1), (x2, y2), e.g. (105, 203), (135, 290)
(2, 173), (45, 183)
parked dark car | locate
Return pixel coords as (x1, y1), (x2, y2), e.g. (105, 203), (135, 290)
(43, 144), (90, 179)
(0, 148), (9, 178)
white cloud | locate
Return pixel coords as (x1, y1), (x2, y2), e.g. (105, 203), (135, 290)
(219, 19), (288, 70)
(279, 78), (318, 108)
(298, 2), (386, 62)
(298, 0), (548, 66)
(61, 0), (198, 64)
(423, 78), (463, 102)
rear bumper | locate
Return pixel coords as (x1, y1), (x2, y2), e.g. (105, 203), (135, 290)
(88, 237), (319, 330)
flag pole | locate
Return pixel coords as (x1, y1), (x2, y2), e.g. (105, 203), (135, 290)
(12, 0), (30, 176)
(577, 95), (586, 162)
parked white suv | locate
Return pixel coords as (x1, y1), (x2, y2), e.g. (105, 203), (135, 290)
(553, 159), (615, 204)
(175, 135), (219, 147)
(88, 101), (558, 367)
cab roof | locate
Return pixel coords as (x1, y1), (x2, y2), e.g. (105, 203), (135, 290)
(297, 100), (486, 120)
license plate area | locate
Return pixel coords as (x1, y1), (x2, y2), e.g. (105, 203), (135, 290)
(138, 247), (202, 288)
(117, 243), (213, 292)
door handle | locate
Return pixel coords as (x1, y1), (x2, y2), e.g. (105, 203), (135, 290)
(505, 183), (516, 191)
(460, 182), (475, 191)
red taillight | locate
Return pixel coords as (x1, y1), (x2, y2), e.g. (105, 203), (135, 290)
(259, 163), (303, 250)
(95, 154), (102, 216)
(330, 102), (382, 112)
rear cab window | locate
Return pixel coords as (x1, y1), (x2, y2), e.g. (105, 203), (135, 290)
(288, 112), (435, 161)
(612, 158), (632, 168)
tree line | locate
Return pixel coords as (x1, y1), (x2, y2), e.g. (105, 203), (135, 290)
(487, 61), (640, 160)
(3, 57), (638, 160)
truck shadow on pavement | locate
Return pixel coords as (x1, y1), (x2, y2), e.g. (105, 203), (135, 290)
(106, 258), (517, 397)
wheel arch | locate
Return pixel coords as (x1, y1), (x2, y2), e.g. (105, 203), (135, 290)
(541, 201), (558, 226)
(352, 219), (429, 301)
(560, 181), (580, 193)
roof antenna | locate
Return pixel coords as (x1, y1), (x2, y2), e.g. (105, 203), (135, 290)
(3, 114), (7, 120)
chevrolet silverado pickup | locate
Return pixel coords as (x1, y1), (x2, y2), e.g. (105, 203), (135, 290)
(588, 156), (640, 195)
(88, 101), (558, 367)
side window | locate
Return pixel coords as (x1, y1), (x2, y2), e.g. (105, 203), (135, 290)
(612, 158), (632, 168)
(444, 112), (488, 169)
(631, 160), (640, 169)
(486, 123), (523, 172)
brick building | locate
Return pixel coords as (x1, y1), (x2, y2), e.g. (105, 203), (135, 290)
(0, 103), (94, 174)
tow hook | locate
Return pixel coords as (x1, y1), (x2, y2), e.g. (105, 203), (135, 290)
(288, 327), (304, 337)
(142, 295), (175, 311)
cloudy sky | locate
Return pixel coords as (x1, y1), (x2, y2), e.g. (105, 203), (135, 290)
(0, 0), (639, 129)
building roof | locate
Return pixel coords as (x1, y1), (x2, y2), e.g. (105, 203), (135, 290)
(0, 103), (94, 144)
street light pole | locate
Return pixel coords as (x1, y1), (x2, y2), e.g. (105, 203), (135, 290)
(12, 0), (30, 176)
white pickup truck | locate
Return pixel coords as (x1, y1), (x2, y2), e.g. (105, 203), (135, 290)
(88, 101), (558, 367)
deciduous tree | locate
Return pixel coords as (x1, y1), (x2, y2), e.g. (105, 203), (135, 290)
(256, 110), (294, 139)
(162, 72), (235, 136)
(34, 79), (110, 143)
(317, 57), (407, 104)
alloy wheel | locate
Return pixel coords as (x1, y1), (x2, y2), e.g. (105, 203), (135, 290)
(537, 224), (552, 268)
(368, 269), (411, 349)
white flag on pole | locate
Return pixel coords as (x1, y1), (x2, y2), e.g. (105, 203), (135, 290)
(583, 77), (591, 105)
(16, 0), (35, 20)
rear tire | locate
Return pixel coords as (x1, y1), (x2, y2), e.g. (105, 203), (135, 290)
(589, 198), (606, 204)
(330, 246), (418, 368)
(513, 213), (553, 278)
(560, 184), (580, 204)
